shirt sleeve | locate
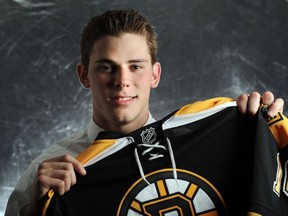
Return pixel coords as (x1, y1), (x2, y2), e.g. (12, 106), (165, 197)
(5, 161), (38, 216)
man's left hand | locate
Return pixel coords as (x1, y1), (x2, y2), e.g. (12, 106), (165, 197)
(237, 91), (284, 117)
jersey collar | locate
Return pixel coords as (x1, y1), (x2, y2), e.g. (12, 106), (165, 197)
(87, 112), (156, 143)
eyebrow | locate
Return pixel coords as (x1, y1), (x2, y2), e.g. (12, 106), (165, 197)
(128, 59), (149, 63)
(94, 59), (114, 64)
(94, 58), (149, 64)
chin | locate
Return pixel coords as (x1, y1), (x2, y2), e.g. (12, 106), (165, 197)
(112, 111), (132, 122)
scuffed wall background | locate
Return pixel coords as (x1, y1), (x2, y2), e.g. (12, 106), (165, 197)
(1, 0), (287, 214)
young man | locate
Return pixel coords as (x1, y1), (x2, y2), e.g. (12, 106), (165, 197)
(5, 9), (286, 216)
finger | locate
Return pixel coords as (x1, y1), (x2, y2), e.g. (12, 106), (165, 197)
(37, 174), (69, 196)
(46, 154), (86, 176)
(236, 93), (249, 115)
(261, 91), (274, 106)
(247, 92), (261, 116)
(50, 169), (74, 193)
(38, 163), (76, 193)
(267, 98), (284, 117)
(40, 163), (76, 185)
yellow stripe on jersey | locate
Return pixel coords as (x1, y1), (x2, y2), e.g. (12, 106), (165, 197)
(267, 112), (288, 149)
(76, 139), (117, 164)
(198, 210), (218, 216)
(156, 180), (167, 197)
(247, 212), (262, 216)
(186, 183), (198, 198)
(41, 190), (55, 216)
(131, 200), (142, 212)
(174, 97), (234, 116)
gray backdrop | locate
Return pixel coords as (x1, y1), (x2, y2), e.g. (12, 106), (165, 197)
(1, 0), (287, 214)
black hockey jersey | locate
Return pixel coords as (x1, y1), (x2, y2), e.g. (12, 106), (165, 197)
(42, 97), (288, 216)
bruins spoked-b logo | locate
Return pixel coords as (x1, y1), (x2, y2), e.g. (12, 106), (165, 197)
(117, 169), (227, 216)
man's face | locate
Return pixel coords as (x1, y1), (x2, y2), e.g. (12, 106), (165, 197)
(78, 33), (161, 133)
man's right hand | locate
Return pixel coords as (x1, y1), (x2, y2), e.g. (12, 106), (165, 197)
(23, 154), (86, 215)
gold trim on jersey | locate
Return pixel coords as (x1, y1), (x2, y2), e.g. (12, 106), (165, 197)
(175, 97), (234, 116)
(77, 139), (117, 164)
(267, 112), (288, 149)
(41, 190), (55, 216)
(247, 212), (262, 216)
(163, 97), (237, 130)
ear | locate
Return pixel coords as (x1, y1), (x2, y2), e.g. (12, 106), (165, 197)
(151, 62), (161, 88)
(77, 63), (90, 88)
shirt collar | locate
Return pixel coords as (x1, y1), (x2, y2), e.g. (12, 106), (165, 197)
(87, 113), (156, 143)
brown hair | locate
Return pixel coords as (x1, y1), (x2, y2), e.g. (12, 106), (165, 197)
(80, 9), (158, 69)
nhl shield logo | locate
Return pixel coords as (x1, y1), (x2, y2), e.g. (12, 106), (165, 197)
(140, 127), (157, 144)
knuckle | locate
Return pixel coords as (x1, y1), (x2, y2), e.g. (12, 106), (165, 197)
(37, 166), (50, 177)
(250, 91), (260, 98)
(64, 162), (74, 171)
(37, 169), (46, 177)
(236, 94), (248, 106)
(56, 181), (66, 195)
(263, 91), (273, 99)
(71, 179), (77, 186)
(62, 170), (71, 179)
(62, 154), (71, 161)
(57, 180), (65, 188)
(277, 98), (284, 104)
(53, 179), (66, 194)
(38, 161), (48, 170)
(36, 174), (46, 185)
(263, 90), (273, 95)
(238, 94), (247, 101)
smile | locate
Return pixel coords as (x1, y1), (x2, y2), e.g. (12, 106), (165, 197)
(114, 97), (135, 101)
(109, 96), (137, 105)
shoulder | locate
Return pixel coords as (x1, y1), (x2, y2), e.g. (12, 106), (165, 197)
(175, 97), (235, 116)
(19, 128), (90, 183)
(40, 128), (90, 160)
(163, 97), (237, 129)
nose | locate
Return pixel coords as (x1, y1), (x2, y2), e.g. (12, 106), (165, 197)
(113, 66), (130, 88)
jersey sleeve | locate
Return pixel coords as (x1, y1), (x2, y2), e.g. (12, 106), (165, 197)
(266, 111), (288, 149)
(265, 108), (288, 200)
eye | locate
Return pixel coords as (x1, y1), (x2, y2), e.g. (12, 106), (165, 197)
(130, 64), (143, 71)
(96, 64), (114, 73)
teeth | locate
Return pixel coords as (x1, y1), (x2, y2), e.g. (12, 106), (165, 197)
(116, 97), (133, 101)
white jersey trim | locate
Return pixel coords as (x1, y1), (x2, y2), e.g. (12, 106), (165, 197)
(163, 101), (237, 130)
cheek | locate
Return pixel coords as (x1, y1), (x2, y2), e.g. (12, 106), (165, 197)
(136, 78), (151, 91)
(137, 72), (153, 86)
(89, 73), (111, 86)
(136, 76), (153, 97)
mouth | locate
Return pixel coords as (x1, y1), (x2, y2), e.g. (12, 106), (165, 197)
(109, 96), (137, 105)
(112, 96), (135, 101)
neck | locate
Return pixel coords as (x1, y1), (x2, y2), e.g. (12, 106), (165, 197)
(93, 113), (150, 134)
